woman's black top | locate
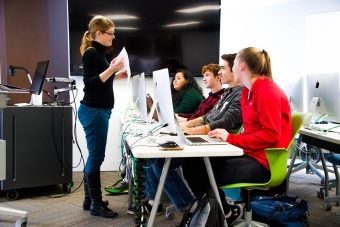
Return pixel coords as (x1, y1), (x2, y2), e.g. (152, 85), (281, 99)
(80, 41), (115, 109)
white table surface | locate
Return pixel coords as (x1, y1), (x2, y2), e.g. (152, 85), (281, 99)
(125, 134), (243, 227)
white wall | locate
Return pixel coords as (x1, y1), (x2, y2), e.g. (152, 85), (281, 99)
(220, 0), (340, 89)
(73, 0), (340, 172)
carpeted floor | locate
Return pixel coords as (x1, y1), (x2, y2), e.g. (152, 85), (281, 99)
(1, 167), (340, 227)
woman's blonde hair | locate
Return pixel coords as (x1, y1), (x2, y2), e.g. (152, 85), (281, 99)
(79, 15), (115, 56)
(237, 47), (273, 80)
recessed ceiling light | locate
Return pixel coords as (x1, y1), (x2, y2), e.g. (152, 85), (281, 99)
(176, 5), (219, 13)
(115, 27), (138, 30)
(95, 14), (138, 20)
(164, 21), (201, 27)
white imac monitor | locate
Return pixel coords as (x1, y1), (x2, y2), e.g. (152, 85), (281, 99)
(285, 76), (304, 112)
(152, 68), (176, 132)
(130, 73), (148, 122)
(137, 73), (148, 122)
(306, 73), (340, 123)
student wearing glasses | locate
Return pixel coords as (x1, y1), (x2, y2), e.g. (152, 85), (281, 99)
(78, 15), (126, 219)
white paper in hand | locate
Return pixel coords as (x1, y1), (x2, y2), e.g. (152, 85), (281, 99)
(116, 47), (131, 84)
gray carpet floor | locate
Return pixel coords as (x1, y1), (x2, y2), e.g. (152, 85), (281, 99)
(1, 166), (340, 227)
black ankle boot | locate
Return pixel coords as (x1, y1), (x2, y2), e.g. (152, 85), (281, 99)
(83, 174), (109, 210)
(87, 172), (117, 218)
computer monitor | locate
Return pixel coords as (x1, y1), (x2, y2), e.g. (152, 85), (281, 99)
(130, 73), (148, 122)
(284, 76), (304, 112)
(30, 60), (49, 95)
(152, 68), (176, 132)
(137, 73), (148, 122)
(306, 73), (340, 123)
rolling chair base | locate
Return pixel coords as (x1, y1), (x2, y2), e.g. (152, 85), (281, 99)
(233, 211), (268, 227)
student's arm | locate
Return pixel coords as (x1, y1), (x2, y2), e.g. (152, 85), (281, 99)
(182, 124), (211, 135)
(180, 117), (204, 128)
(174, 89), (203, 114)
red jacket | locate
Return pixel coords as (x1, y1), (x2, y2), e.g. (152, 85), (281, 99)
(227, 77), (292, 169)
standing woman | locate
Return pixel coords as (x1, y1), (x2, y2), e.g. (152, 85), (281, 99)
(171, 69), (204, 114)
(78, 15), (126, 218)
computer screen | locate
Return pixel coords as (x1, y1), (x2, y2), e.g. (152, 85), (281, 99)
(306, 73), (340, 123)
(152, 68), (176, 132)
(285, 76), (304, 112)
(137, 73), (148, 122)
(131, 73), (148, 122)
(30, 60), (49, 95)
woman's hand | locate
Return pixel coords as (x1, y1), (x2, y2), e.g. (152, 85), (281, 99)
(115, 69), (128, 80)
(208, 128), (229, 141)
(109, 57), (124, 74)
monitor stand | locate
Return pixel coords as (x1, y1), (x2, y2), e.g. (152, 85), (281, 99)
(14, 93), (42, 106)
(304, 96), (319, 128)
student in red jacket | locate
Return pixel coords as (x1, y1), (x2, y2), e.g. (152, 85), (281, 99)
(183, 47), (292, 226)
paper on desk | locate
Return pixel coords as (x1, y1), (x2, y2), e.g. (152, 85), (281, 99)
(116, 47), (131, 84)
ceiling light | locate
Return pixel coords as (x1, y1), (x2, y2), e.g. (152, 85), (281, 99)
(115, 27), (138, 30)
(223, 0), (302, 10)
(176, 5), (219, 13)
(164, 21), (201, 27)
(95, 14), (138, 20)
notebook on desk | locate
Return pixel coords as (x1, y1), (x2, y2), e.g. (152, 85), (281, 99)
(174, 115), (228, 146)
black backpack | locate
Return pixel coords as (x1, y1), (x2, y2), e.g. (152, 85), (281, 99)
(178, 187), (225, 227)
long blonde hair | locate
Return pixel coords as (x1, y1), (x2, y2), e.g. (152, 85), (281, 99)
(79, 15), (115, 56)
(237, 47), (273, 80)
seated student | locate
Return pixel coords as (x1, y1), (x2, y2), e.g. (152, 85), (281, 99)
(180, 54), (243, 135)
(171, 68), (204, 114)
(182, 47), (292, 226)
(139, 54), (243, 215)
(176, 63), (224, 122)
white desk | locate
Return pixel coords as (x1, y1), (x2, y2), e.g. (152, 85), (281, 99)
(125, 135), (243, 227)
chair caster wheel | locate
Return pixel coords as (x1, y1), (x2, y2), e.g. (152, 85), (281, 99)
(15, 217), (27, 227)
(7, 190), (19, 200)
(166, 212), (175, 220)
(322, 202), (332, 210)
(317, 190), (324, 198)
(62, 184), (71, 193)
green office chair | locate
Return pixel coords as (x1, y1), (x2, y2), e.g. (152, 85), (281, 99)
(220, 112), (311, 227)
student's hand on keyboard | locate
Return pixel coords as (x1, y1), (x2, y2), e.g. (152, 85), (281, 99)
(182, 126), (194, 135)
(208, 128), (229, 141)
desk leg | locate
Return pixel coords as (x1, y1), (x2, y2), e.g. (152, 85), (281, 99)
(320, 150), (330, 197)
(147, 157), (171, 227)
(203, 157), (224, 213)
(286, 134), (302, 194)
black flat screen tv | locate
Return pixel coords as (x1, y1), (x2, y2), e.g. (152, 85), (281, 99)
(68, 0), (221, 77)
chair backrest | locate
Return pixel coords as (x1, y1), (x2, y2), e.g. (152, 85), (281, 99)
(264, 112), (312, 187)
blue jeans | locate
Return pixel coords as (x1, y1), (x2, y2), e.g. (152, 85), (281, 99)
(145, 158), (194, 211)
(78, 103), (112, 174)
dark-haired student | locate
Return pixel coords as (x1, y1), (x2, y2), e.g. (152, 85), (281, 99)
(182, 47), (292, 226)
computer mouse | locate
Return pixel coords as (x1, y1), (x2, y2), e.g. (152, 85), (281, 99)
(160, 141), (178, 148)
